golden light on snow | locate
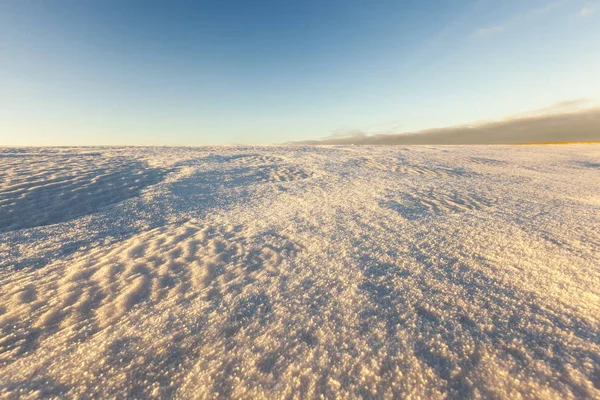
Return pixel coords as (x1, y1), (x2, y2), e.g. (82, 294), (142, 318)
(1, 145), (599, 398)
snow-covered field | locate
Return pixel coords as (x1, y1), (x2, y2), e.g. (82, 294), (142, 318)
(1, 145), (599, 399)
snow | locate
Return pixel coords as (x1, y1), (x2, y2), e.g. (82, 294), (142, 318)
(1, 145), (599, 398)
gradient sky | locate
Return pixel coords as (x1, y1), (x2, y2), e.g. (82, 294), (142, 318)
(1, 0), (599, 145)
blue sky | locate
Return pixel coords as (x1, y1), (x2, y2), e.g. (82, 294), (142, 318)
(1, 0), (599, 145)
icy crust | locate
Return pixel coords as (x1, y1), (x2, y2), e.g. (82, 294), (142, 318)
(0, 145), (599, 398)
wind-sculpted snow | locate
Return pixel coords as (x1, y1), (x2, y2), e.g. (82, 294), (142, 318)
(0, 149), (168, 232)
(362, 157), (468, 178)
(1, 145), (599, 398)
(383, 189), (497, 220)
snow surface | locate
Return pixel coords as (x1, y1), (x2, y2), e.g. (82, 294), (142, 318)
(1, 145), (599, 399)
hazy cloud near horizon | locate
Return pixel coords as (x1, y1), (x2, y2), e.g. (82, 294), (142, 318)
(327, 128), (368, 139)
(295, 107), (600, 145)
(514, 98), (594, 117)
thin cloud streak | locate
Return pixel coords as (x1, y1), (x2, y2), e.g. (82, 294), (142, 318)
(471, 0), (571, 38)
(472, 25), (505, 38)
(513, 98), (594, 117)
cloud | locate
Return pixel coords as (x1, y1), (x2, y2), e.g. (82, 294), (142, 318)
(516, 98), (594, 117)
(471, 25), (505, 38)
(294, 106), (600, 145)
(327, 128), (367, 139)
(533, 1), (567, 15)
(471, 1), (569, 39)
(579, 6), (595, 16)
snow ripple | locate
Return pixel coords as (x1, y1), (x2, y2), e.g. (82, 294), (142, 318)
(0, 150), (168, 232)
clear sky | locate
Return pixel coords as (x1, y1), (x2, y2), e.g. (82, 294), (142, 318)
(1, 0), (599, 145)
